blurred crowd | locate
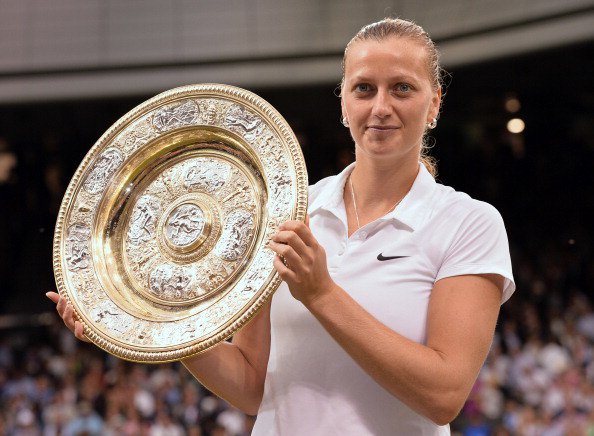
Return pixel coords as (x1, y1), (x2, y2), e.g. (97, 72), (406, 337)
(0, 324), (255, 435)
(457, 295), (594, 435)
(450, 225), (594, 436)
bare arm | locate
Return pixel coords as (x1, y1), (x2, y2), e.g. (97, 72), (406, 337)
(181, 302), (270, 415)
(269, 220), (502, 425)
(46, 291), (271, 416)
(303, 274), (501, 425)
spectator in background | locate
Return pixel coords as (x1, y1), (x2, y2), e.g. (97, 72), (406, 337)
(63, 400), (104, 436)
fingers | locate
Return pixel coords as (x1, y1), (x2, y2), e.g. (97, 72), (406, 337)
(270, 225), (314, 271)
(73, 320), (88, 342)
(271, 229), (309, 257)
(46, 291), (60, 304)
(279, 220), (317, 247)
(45, 291), (90, 343)
(56, 293), (68, 319)
(269, 218), (319, 274)
(268, 240), (303, 272)
(63, 302), (75, 328)
(272, 253), (298, 282)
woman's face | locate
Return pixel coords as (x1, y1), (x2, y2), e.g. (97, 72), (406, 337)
(341, 36), (441, 165)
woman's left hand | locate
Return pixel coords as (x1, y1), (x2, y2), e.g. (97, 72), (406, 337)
(268, 216), (336, 306)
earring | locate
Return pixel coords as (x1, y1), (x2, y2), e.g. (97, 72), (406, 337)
(341, 116), (349, 128)
(426, 118), (437, 129)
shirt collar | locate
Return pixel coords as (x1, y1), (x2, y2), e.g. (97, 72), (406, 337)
(308, 162), (437, 231)
(309, 162), (355, 218)
(384, 163), (437, 231)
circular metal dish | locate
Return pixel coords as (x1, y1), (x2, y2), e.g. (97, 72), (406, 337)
(53, 84), (308, 362)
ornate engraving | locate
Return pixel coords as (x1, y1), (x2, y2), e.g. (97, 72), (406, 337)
(152, 100), (199, 132)
(198, 99), (226, 126)
(164, 203), (205, 247)
(122, 118), (155, 155)
(83, 148), (124, 195)
(225, 104), (261, 137)
(134, 117), (154, 138)
(65, 223), (91, 271)
(183, 158), (231, 193)
(269, 171), (292, 204)
(127, 195), (161, 245)
(222, 186), (252, 211)
(254, 129), (279, 155)
(68, 268), (105, 310)
(204, 262), (226, 289)
(214, 209), (254, 261)
(90, 300), (134, 337)
(148, 264), (199, 302)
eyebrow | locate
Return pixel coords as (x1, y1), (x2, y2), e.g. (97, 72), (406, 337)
(348, 73), (421, 85)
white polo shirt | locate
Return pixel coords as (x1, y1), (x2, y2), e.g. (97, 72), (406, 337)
(252, 163), (515, 436)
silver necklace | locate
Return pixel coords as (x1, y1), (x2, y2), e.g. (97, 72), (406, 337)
(348, 173), (406, 230)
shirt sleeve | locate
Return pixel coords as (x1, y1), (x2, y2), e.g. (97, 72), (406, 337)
(435, 200), (515, 304)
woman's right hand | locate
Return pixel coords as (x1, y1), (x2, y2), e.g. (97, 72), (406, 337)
(46, 291), (91, 342)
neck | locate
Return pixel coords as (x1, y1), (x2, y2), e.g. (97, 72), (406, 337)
(345, 155), (419, 234)
(349, 156), (419, 208)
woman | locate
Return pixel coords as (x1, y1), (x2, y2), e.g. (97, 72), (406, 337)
(48, 17), (515, 435)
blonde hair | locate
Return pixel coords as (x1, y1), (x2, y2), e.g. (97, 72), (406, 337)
(341, 18), (443, 177)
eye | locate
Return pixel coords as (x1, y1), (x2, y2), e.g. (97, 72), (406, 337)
(395, 83), (412, 93)
(354, 83), (372, 93)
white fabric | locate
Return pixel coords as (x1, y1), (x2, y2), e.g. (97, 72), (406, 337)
(252, 163), (515, 435)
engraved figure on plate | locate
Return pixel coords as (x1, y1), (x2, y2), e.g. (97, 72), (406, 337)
(65, 223), (92, 271)
(152, 100), (199, 132)
(214, 209), (254, 261)
(122, 118), (155, 155)
(183, 158), (231, 194)
(165, 203), (205, 247)
(128, 196), (161, 245)
(198, 100), (225, 126)
(149, 264), (197, 301)
(268, 171), (293, 211)
(225, 105), (261, 138)
(83, 148), (124, 195)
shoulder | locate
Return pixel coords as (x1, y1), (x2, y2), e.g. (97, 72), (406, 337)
(431, 183), (505, 228)
(429, 184), (515, 302)
(428, 182), (510, 259)
(421, 183), (510, 255)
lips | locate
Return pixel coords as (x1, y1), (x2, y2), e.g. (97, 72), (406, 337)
(366, 125), (399, 132)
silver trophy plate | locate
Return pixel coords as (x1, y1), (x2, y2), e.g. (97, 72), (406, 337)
(53, 84), (308, 362)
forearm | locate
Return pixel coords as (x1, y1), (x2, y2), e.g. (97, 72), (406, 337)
(181, 341), (264, 415)
(182, 302), (271, 416)
(305, 279), (500, 425)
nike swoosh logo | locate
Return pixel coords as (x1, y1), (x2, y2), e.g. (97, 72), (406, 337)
(377, 254), (410, 261)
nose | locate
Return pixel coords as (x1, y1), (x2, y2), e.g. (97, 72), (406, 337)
(371, 90), (391, 119)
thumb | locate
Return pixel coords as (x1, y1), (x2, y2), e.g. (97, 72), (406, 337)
(305, 214), (310, 228)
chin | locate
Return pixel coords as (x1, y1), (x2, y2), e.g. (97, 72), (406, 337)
(359, 143), (419, 164)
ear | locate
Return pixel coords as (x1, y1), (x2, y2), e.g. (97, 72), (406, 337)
(429, 87), (442, 121)
(341, 98), (348, 122)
